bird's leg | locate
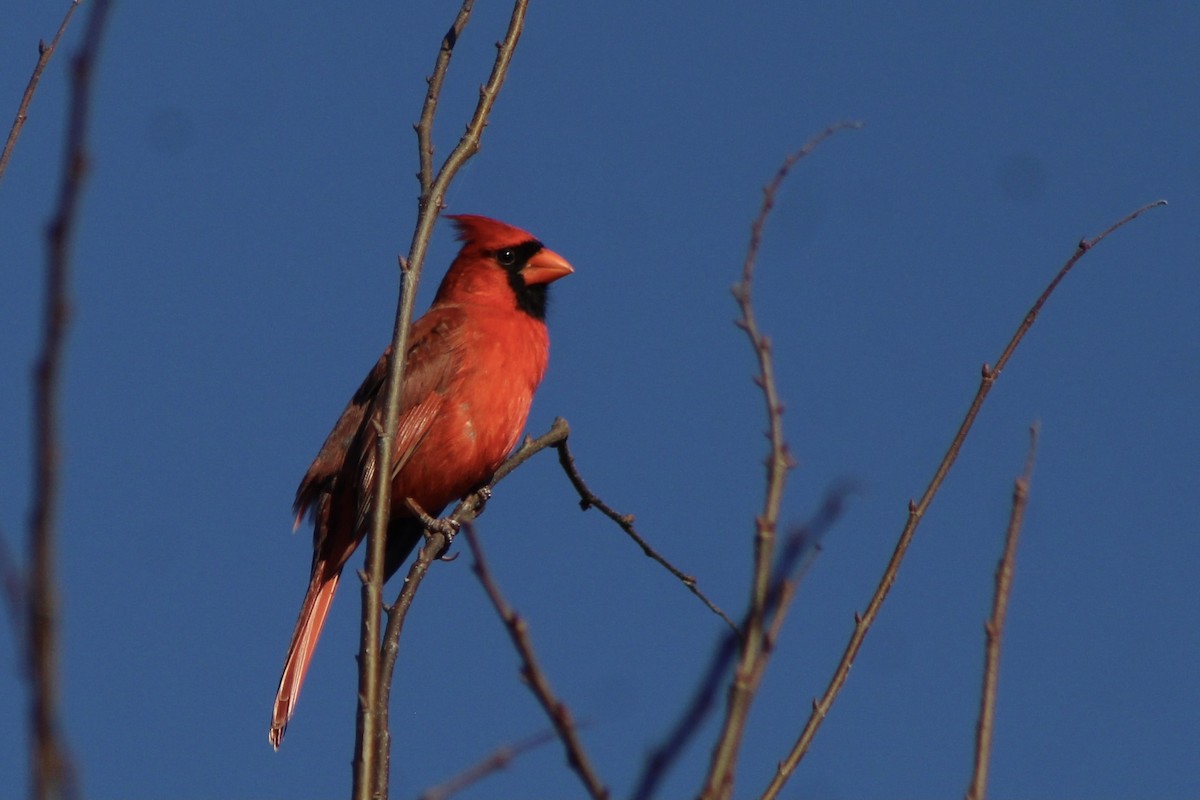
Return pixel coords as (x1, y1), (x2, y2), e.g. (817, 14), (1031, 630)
(471, 485), (493, 516)
(404, 497), (460, 560)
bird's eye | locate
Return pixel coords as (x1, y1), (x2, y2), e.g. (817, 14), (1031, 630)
(496, 248), (517, 267)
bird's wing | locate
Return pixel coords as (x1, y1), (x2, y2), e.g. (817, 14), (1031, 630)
(292, 349), (388, 528)
(350, 308), (464, 538)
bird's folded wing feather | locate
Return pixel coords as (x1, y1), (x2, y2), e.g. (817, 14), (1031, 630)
(348, 309), (465, 537)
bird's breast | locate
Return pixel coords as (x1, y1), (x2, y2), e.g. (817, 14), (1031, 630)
(393, 309), (549, 512)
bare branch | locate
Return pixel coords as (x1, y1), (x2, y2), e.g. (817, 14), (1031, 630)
(554, 437), (736, 630)
(416, 0), (475, 195)
(965, 425), (1038, 800)
(29, 3), (112, 799)
(374, 419), (569, 708)
(372, 525), (454, 795)
(761, 199), (1167, 800)
(464, 524), (609, 800)
(451, 416), (735, 628)
(355, 3), (531, 797)
(370, 411), (738, 781)
(699, 121), (862, 800)
(0, 0), (83, 189)
(418, 729), (558, 800)
(631, 489), (846, 800)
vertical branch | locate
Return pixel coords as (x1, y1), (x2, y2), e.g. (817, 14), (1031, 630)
(29, 2), (113, 799)
(698, 121), (860, 800)
(353, 2), (531, 798)
(0, 0), (83, 189)
(761, 199), (1166, 800)
(415, 0), (475, 195)
(371, 523), (453, 797)
(965, 425), (1038, 800)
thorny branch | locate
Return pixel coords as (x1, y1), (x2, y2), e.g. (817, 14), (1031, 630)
(464, 524), (609, 800)
(760, 198), (1166, 800)
(965, 425), (1038, 800)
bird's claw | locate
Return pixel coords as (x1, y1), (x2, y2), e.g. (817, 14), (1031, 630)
(473, 486), (493, 514)
(428, 516), (460, 560)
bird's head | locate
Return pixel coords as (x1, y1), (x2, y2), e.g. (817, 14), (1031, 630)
(436, 214), (574, 319)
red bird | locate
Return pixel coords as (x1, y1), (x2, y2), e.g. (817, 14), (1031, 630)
(270, 215), (573, 748)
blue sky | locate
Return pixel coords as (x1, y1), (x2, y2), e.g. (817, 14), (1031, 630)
(3, 2), (1197, 798)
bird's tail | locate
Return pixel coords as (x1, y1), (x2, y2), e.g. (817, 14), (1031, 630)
(270, 564), (340, 749)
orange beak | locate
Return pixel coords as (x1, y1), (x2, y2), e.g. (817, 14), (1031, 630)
(520, 246), (574, 286)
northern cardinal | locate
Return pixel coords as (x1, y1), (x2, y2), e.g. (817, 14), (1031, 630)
(270, 215), (573, 748)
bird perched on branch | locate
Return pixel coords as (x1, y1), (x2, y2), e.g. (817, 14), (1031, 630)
(270, 215), (573, 748)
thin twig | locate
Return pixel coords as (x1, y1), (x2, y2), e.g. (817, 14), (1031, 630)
(699, 121), (862, 800)
(761, 198), (1167, 800)
(357, 6), (532, 796)
(464, 524), (609, 800)
(631, 489), (846, 800)
(965, 424), (1038, 800)
(29, 3), (112, 800)
(418, 729), (558, 800)
(415, 0), (475, 196)
(555, 437), (736, 630)
(0, 0), (83, 189)
(462, 417), (734, 627)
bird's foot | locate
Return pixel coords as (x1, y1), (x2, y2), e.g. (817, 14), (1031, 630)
(471, 485), (493, 516)
(405, 497), (461, 559)
(429, 517), (460, 560)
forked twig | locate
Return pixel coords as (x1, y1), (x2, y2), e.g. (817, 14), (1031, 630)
(965, 425), (1038, 800)
(29, 3), (113, 799)
(464, 524), (609, 800)
(761, 199), (1166, 800)
(699, 121), (861, 800)
(355, 3), (530, 798)
(0, 0), (83, 189)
